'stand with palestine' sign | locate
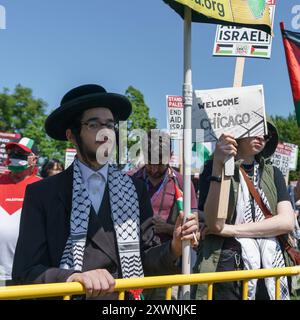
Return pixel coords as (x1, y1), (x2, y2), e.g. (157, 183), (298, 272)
(166, 95), (184, 140)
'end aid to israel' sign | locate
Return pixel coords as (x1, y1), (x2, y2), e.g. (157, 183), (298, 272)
(166, 95), (184, 140)
(213, 0), (276, 59)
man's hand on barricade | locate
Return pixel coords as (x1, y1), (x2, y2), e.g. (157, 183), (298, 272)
(66, 269), (116, 298)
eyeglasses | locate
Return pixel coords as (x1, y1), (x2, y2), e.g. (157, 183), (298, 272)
(263, 134), (272, 141)
(81, 120), (116, 131)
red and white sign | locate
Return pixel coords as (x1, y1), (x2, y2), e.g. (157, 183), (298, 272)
(166, 95), (184, 140)
(271, 143), (293, 178)
(284, 142), (298, 171)
(65, 148), (77, 169)
(0, 132), (22, 174)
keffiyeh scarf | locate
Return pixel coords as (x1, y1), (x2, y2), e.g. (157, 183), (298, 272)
(60, 159), (144, 279)
(235, 163), (290, 300)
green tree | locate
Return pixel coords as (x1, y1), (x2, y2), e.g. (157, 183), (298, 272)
(23, 113), (71, 163)
(124, 86), (157, 164)
(0, 84), (46, 132)
(125, 86), (157, 134)
(0, 85), (70, 162)
(271, 113), (300, 181)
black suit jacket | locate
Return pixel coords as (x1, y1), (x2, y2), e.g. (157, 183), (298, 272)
(12, 165), (179, 287)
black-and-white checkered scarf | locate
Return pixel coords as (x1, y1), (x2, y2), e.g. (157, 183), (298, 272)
(235, 163), (290, 300)
(60, 159), (144, 279)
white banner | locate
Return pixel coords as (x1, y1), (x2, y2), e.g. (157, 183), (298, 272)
(213, 0), (276, 59)
(192, 85), (267, 142)
(65, 148), (77, 169)
(166, 95), (184, 140)
(284, 142), (299, 171)
(271, 143), (292, 178)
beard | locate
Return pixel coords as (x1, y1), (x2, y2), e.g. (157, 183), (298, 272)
(83, 148), (97, 163)
(81, 141), (115, 166)
(75, 131), (115, 167)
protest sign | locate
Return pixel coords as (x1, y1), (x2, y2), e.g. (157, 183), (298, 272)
(271, 143), (292, 183)
(213, 0), (276, 59)
(163, 0), (272, 34)
(192, 85), (267, 143)
(0, 132), (22, 173)
(64, 148), (77, 169)
(284, 142), (299, 171)
(167, 95), (184, 140)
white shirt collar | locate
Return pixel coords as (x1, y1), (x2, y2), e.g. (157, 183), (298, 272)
(77, 160), (109, 184)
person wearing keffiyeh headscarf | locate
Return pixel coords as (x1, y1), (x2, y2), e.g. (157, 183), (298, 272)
(193, 119), (295, 300)
(12, 84), (199, 299)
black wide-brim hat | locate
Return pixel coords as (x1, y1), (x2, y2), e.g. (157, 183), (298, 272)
(45, 84), (132, 141)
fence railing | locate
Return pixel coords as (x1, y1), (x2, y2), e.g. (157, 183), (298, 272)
(0, 266), (299, 300)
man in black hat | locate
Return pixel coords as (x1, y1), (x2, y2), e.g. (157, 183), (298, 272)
(12, 84), (198, 299)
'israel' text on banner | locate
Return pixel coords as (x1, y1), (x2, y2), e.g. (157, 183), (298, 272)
(213, 0), (276, 58)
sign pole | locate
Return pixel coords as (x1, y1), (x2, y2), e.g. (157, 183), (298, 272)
(216, 57), (245, 219)
(182, 5), (192, 300)
(179, 139), (183, 174)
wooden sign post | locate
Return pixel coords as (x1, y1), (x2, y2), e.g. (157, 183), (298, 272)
(216, 57), (245, 219)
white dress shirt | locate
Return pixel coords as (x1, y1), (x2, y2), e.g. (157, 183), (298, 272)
(78, 160), (109, 214)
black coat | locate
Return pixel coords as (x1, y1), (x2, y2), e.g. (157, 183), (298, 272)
(12, 164), (179, 288)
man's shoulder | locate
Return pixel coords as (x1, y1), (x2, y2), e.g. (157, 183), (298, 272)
(26, 168), (70, 191)
(127, 166), (144, 179)
(120, 169), (146, 193)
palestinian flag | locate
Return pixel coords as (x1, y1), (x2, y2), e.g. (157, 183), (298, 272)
(215, 44), (233, 55)
(251, 45), (269, 57)
(192, 142), (212, 163)
(280, 22), (300, 126)
(174, 183), (184, 211)
(163, 0), (272, 34)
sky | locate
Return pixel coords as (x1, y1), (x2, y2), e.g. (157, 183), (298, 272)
(0, 1), (299, 129)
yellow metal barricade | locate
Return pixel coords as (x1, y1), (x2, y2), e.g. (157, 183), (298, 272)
(0, 266), (299, 300)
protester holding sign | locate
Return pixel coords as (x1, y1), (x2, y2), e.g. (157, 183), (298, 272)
(192, 120), (295, 300)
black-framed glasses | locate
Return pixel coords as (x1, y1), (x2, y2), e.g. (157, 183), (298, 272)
(81, 120), (116, 131)
(263, 134), (272, 141)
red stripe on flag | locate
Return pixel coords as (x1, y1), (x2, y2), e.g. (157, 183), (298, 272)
(174, 183), (183, 200)
(282, 36), (300, 101)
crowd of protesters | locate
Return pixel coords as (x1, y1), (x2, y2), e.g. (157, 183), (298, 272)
(0, 84), (299, 301)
